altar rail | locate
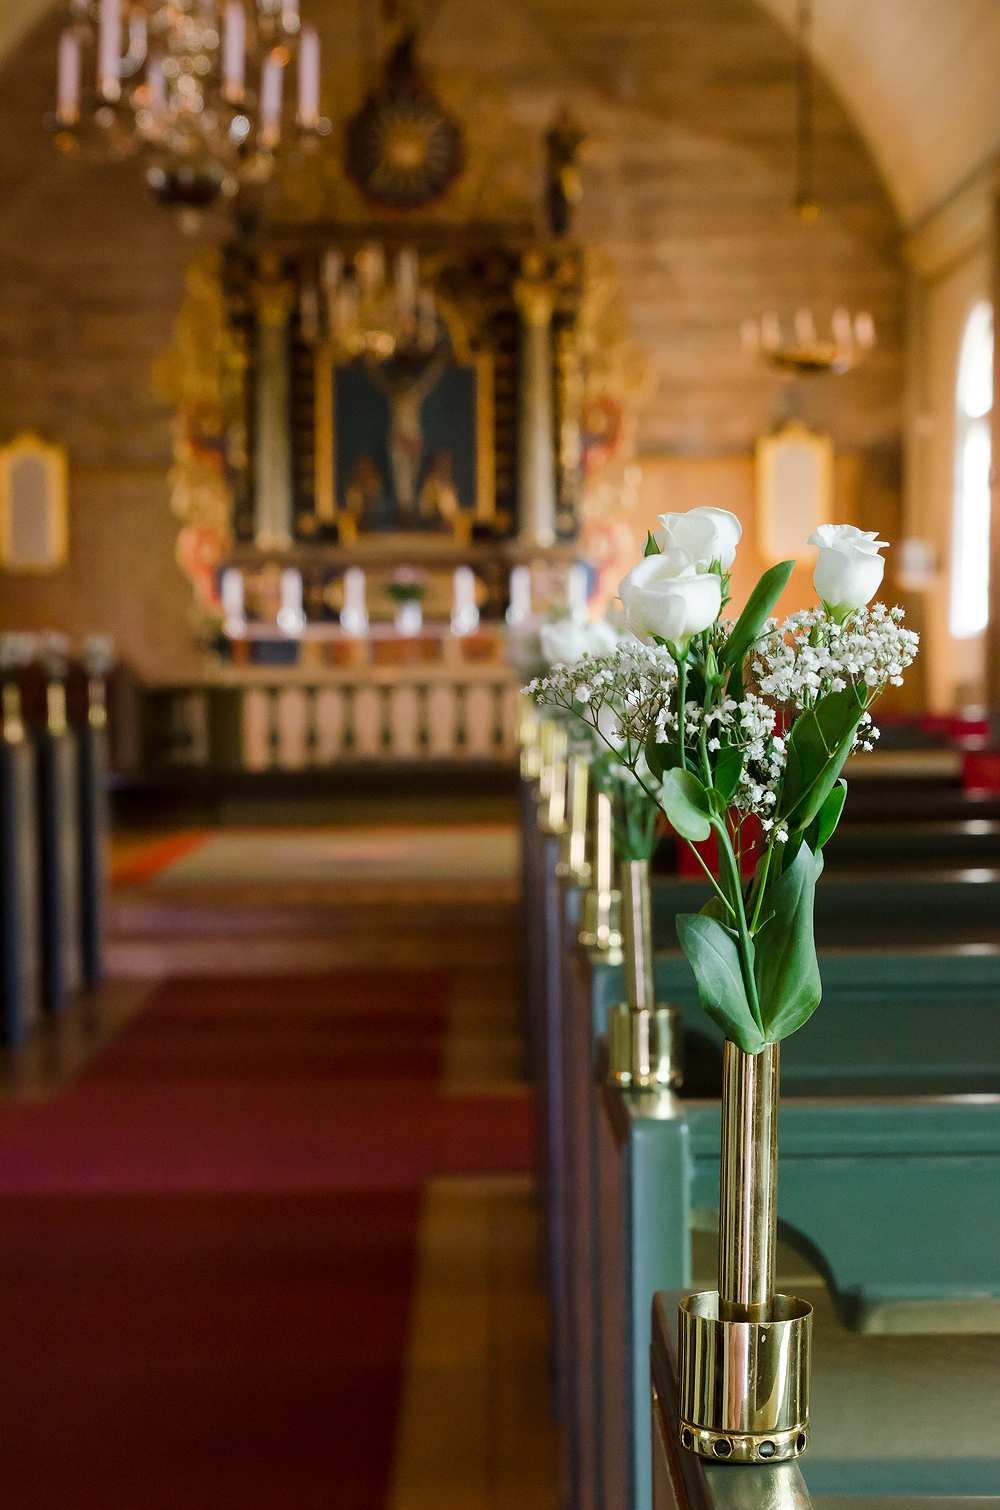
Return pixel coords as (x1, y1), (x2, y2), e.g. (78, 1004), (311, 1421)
(143, 669), (521, 770)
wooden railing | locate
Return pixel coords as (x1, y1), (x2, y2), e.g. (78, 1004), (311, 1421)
(144, 663), (520, 770)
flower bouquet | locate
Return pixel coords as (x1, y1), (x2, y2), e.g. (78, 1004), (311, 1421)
(526, 508), (918, 1462)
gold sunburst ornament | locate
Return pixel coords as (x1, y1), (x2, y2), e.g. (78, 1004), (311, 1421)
(346, 32), (462, 209)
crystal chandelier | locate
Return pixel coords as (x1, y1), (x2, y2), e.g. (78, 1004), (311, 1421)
(52, 1), (329, 211)
(305, 244), (442, 359)
(739, 0), (875, 377)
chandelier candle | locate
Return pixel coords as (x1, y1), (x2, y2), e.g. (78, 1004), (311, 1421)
(526, 507), (918, 1462)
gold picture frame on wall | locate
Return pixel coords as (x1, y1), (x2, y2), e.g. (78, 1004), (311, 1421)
(0, 433), (69, 573)
(755, 421), (833, 565)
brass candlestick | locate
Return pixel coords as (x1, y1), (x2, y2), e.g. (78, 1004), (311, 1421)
(607, 858), (680, 1090)
(677, 1040), (812, 1462)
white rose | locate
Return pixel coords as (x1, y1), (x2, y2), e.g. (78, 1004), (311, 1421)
(539, 616), (619, 668)
(654, 507), (743, 572)
(618, 551), (722, 645)
(809, 524), (888, 616)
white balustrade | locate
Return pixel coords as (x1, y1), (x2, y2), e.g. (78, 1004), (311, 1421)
(314, 686), (345, 763)
(154, 664), (519, 770)
(388, 684), (421, 759)
(464, 683), (495, 758)
(426, 683), (458, 757)
(275, 686), (309, 769)
(352, 685), (384, 758)
(242, 686), (272, 771)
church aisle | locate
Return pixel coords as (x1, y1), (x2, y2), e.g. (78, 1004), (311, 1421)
(0, 969), (543, 1507)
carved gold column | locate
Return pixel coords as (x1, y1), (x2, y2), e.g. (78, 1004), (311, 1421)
(253, 266), (295, 550)
(514, 267), (557, 549)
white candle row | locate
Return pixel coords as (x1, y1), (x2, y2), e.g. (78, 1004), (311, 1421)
(218, 565), (494, 640)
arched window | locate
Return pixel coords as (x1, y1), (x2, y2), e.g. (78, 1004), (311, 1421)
(950, 299), (993, 638)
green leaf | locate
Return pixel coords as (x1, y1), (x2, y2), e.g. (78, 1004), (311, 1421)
(644, 530), (660, 557)
(780, 685), (866, 829)
(753, 844), (824, 1043)
(780, 828), (804, 873)
(719, 560), (795, 673)
(661, 768), (712, 842)
(644, 731), (683, 782)
(804, 778), (847, 853)
(712, 744), (744, 802)
(676, 912), (765, 1054)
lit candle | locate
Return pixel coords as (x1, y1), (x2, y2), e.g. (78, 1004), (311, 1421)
(341, 567), (368, 636)
(854, 311), (876, 349)
(98, 0), (122, 102)
(56, 29), (81, 125)
(281, 0), (300, 33)
(297, 25), (320, 129)
(146, 55), (166, 113)
(221, 567), (246, 637)
(507, 565), (532, 625)
(277, 567), (305, 636)
(451, 566), (479, 636)
(567, 562), (588, 625)
(260, 49), (285, 148)
(357, 243), (384, 294)
(222, 1), (245, 103)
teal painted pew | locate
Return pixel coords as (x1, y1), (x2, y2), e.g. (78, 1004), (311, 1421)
(600, 1081), (1000, 1510)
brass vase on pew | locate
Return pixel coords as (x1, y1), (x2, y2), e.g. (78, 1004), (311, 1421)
(676, 1041), (812, 1462)
(535, 719), (569, 836)
(556, 754), (591, 882)
(578, 790), (622, 962)
(607, 858), (680, 1091)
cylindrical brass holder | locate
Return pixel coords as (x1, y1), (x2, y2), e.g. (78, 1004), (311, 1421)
(579, 792), (622, 960)
(536, 722), (568, 834)
(608, 859), (682, 1090)
(678, 1041), (812, 1462)
(557, 755), (591, 882)
(720, 1040), (779, 1319)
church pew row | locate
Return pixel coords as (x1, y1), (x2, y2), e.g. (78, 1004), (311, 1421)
(0, 697), (106, 1044)
(554, 913), (1000, 1510)
(649, 872), (1000, 950)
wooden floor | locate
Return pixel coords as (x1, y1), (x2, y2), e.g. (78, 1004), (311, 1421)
(27, 807), (560, 1508)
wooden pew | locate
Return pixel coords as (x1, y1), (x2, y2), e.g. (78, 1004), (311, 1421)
(563, 932), (1000, 1510)
(650, 1289), (1000, 1504)
(0, 727), (41, 1045)
(599, 1073), (1000, 1510)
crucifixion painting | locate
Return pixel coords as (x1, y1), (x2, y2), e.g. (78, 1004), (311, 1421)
(331, 349), (483, 531)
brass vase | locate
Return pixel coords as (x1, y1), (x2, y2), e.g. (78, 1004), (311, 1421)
(579, 791), (622, 961)
(677, 1040), (812, 1462)
(536, 720), (568, 835)
(557, 755), (591, 883)
(607, 858), (680, 1091)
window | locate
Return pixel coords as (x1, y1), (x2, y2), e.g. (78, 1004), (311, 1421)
(950, 299), (993, 638)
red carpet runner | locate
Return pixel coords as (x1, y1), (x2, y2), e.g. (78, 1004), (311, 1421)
(0, 975), (534, 1508)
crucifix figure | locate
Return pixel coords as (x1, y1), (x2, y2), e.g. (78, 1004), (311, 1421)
(364, 352), (449, 519)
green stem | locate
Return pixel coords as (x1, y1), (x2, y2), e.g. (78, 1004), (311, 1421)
(711, 814), (763, 1031)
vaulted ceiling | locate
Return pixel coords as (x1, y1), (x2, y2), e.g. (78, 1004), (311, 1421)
(3, 0), (999, 227)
